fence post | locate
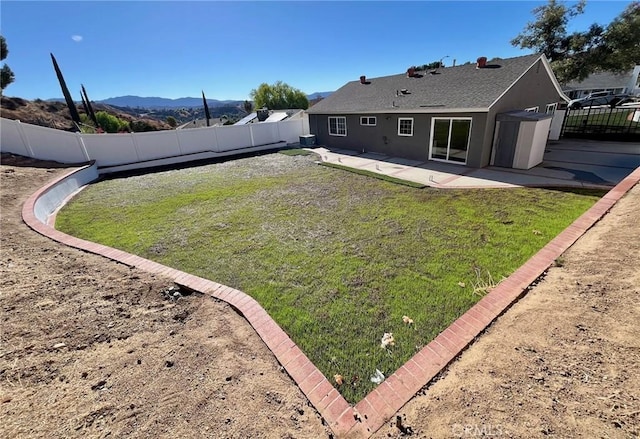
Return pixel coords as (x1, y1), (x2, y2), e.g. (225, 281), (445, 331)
(76, 133), (91, 162)
(15, 120), (36, 158)
(249, 124), (256, 147)
(276, 120), (281, 142)
(175, 129), (184, 155)
(130, 132), (142, 162)
(212, 126), (220, 152)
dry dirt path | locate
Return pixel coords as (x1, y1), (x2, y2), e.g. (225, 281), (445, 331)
(1, 155), (639, 439)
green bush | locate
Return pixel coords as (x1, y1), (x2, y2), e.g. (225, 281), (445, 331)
(95, 111), (129, 133)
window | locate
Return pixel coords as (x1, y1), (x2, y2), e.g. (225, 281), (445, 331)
(328, 116), (347, 136)
(398, 118), (414, 136)
(524, 106), (539, 112)
(545, 103), (557, 114)
(360, 116), (376, 126)
(429, 117), (472, 164)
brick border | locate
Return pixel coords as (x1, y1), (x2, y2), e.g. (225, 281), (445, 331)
(21, 164), (640, 438)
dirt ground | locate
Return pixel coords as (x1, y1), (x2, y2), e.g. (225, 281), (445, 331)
(1, 155), (638, 439)
(0, 155), (330, 438)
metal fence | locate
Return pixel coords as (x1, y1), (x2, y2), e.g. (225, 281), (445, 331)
(561, 105), (640, 141)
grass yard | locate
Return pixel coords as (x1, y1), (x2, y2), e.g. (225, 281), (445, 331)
(56, 152), (605, 403)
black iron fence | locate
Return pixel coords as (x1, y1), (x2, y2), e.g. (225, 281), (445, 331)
(562, 105), (640, 141)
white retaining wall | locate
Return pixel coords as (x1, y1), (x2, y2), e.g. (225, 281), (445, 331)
(1, 115), (309, 170)
(33, 162), (99, 223)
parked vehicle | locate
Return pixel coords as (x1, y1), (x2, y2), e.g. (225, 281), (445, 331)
(569, 94), (632, 109)
(567, 91), (614, 109)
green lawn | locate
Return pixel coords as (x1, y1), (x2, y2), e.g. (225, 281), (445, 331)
(56, 152), (604, 403)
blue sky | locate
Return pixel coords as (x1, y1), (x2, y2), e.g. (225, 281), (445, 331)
(1, 1), (629, 101)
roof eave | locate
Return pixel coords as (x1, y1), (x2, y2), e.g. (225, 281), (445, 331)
(307, 107), (489, 115)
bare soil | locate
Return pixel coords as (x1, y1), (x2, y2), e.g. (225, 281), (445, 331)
(1, 154), (638, 439)
(0, 155), (329, 438)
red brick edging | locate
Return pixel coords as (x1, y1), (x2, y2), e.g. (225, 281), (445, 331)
(22, 165), (640, 438)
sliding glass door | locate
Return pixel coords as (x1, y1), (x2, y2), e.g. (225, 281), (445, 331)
(429, 118), (472, 164)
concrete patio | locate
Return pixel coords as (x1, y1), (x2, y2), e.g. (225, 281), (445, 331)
(309, 138), (640, 189)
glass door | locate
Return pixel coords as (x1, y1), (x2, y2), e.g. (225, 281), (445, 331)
(429, 118), (472, 164)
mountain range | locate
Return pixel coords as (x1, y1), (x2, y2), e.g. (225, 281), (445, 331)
(48, 91), (334, 109)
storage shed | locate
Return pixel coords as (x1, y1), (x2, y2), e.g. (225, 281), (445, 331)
(491, 111), (553, 170)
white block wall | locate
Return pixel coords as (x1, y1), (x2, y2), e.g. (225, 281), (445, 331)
(0, 114), (310, 170)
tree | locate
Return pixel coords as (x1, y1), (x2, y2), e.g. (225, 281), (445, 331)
(202, 90), (211, 127)
(597, 2), (640, 72)
(512, 0), (640, 83)
(511, 0), (586, 62)
(243, 100), (253, 113)
(51, 53), (81, 126)
(1, 35), (15, 93)
(416, 61), (445, 71)
(166, 116), (177, 127)
(81, 84), (99, 128)
(95, 111), (129, 133)
(250, 81), (309, 110)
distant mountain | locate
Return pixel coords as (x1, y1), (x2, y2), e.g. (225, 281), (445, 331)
(96, 95), (244, 109)
(46, 92), (334, 109)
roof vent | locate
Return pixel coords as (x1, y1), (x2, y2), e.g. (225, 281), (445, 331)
(256, 108), (269, 122)
(360, 75), (370, 84)
(407, 66), (416, 77)
(477, 56), (487, 69)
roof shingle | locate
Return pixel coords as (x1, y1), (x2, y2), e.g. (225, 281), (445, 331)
(308, 53), (542, 114)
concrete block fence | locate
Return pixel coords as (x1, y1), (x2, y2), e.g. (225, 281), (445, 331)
(20, 159), (640, 437)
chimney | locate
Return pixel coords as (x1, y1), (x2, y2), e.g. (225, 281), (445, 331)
(360, 75), (367, 84)
(407, 66), (416, 77)
(476, 56), (487, 68)
(453, 59), (456, 67)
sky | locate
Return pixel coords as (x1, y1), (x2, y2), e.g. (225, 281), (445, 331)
(0, 1), (631, 101)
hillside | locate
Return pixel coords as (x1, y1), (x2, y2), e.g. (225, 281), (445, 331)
(1, 96), (171, 132)
(97, 93), (332, 109)
(98, 95), (244, 109)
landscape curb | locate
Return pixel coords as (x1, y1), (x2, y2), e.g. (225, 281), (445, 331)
(21, 164), (640, 438)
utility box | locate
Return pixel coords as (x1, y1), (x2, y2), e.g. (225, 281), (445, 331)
(299, 134), (316, 146)
(491, 111), (553, 169)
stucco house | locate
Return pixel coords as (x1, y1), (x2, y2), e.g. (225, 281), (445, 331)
(307, 53), (568, 168)
(562, 66), (640, 100)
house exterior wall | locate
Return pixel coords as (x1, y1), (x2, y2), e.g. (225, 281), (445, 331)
(309, 112), (488, 167)
(482, 58), (563, 167)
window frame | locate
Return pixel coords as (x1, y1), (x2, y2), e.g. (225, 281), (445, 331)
(328, 116), (347, 136)
(360, 116), (377, 126)
(397, 117), (414, 136)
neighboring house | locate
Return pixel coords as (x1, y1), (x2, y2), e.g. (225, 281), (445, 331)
(562, 66), (640, 100)
(177, 109), (305, 129)
(307, 53), (568, 168)
(177, 118), (225, 129)
(234, 109), (304, 125)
